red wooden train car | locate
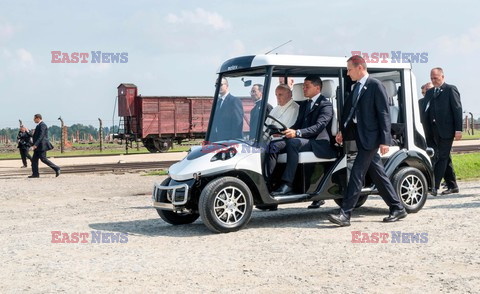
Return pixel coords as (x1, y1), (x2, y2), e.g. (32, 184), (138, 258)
(116, 83), (254, 152)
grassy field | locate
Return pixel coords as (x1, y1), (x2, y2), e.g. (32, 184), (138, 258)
(0, 143), (191, 160)
(452, 152), (480, 180)
(461, 131), (480, 140)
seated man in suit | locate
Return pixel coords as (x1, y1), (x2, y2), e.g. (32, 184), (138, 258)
(266, 75), (336, 196)
(249, 83), (273, 140)
(209, 77), (244, 142)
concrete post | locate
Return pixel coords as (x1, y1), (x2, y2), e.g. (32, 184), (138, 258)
(98, 118), (103, 152)
(58, 117), (64, 153)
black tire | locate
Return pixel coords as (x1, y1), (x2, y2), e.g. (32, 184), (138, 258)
(392, 167), (427, 213)
(155, 177), (200, 225)
(143, 138), (159, 153)
(154, 139), (171, 153)
(199, 177), (254, 233)
(334, 195), (368, 209)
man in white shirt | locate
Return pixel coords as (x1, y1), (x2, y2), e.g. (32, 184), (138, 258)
(265, 84), (299, 134)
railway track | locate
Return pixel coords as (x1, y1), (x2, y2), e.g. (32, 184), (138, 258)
(0, 144), (477, 179)
(452, 145), (480, 153)
(0, 161), (176, 179)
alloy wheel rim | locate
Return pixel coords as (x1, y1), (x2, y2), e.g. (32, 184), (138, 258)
(213, 186), (247, 225)
(400, 175), (424, 206)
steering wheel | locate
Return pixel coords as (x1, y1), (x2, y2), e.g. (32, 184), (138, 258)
(264, 115), (288, 136)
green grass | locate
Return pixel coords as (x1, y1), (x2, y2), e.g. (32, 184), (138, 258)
(142, 170), (169, 176)
(461, 131), (480, 140)
(452, 152), (480, 180)
(0, 143), (192, 160)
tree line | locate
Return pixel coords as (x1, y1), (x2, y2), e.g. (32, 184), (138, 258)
(0, 124), (119, 143)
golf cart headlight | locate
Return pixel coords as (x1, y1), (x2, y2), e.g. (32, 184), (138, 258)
(211, 147), (237, 162)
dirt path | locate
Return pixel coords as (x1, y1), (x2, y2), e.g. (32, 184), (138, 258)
(1, 173), (479, 293)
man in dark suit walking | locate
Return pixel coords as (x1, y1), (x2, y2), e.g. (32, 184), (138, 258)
(29, 114), (60, 178)
(209, 78), (244, 142)
(328, 56), (406, 227)
(17, 125), (33, 168)
(266, 75), (336, 196)
(423, 67), (462, 195)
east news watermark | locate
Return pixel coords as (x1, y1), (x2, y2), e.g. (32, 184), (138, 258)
(351, 231), (429, 243)
(351, 51), (428, 63)
(51, 51), (128, 63)
(51, 231), (128, 244)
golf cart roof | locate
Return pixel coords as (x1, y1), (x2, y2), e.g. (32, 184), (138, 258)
(218, 54), (412, 76)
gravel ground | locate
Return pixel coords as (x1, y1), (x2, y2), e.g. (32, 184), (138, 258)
(0, 173), (479, 293)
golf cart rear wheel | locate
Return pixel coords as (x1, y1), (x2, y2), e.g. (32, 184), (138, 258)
(156, 177), (200, 225)
(334, 195), (368, 209)
(392, 167), (427, 213)
(199, 176), (253, 233)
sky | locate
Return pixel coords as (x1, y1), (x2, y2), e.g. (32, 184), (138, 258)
(1, 0), (479, 129)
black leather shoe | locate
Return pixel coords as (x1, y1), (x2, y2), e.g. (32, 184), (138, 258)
(55, 168), (61, 177)
(383, 208), (407, 222)
(430, 188), (438, 197)
(441, 187), (459, 195)
(308, 200), (325, 209)
(327, 212), (350, 227)
(271, 184), (293, 196)
(28, 175), (39, 178)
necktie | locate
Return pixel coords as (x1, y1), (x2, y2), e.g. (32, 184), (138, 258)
(351, 82), (361, 105)
(301, 100), (313, 128)
(216, 98), (223, 111)
(434, 88), (440, 97)
(306, 99), (313, 113)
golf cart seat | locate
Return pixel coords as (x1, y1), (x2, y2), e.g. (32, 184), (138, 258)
(278, 80), (337, 164)
(382, 79), (399, 123)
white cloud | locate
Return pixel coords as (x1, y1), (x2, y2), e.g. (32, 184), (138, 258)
(0, 22), (14, 39)
(165, 8), (231, 30)
(435, 25), (480, 55)
(16, 48), (34, 69)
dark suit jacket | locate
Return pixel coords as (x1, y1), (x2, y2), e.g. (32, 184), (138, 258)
(341, 77), (392, 150)
(423, 83), (462, 139)
(249, 100), (272, 139)
(33, 121), (54, 152)
(17, 131), (32, 149)
(291, 95), (336, 158)
(210, 93), (244, 142)
(418, 96), (432, 138)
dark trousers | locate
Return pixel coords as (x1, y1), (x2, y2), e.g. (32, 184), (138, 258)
(431, 127), (457, 189)
(31, 150), (59, 176)
(266, 138), (312, 185)
(19, 148), (32, 167)
(341, 147), (403, 216)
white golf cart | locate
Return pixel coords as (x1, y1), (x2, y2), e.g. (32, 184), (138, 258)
(152, 55), (434, 233)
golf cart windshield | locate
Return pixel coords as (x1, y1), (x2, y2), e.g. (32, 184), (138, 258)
(207, 70), (271, 144)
